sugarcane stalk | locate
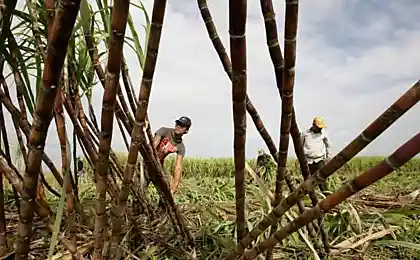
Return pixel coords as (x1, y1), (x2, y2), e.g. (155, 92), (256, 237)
(0, 156), (82, 258)
(225, 80), (420, 259)
(0, 156), (52, 217)
(0, 88), (64, 185)
(15, 0), (81, 256)
(271, 0), (300, 247)
(121, 59), (137, 115)
(0, 103), (8, 254)
(25, 0), (46, 61)
(112, 0), (193, 248)
(117, 115), (130, 150)
(229, 0), (248, 242)
(0, 88), (62, 201)
(1, 74), (24, 212)
(242, 131), (420, 259)
(261, 0), (326, 257)
(93, 0), (131, 255)
(45, 0), (55, 36)
(81, 1), (134, 134)
(4, 46), (31, 119)
(84, 104), (152, 220)
(198, 0), (319, 244)
(55, 68), (78, 256)
(64, 98), (121, 202)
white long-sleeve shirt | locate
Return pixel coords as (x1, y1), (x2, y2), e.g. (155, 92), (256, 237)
(301, 128), (332, 164)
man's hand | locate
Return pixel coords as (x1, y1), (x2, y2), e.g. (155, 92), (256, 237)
(169, 178), (178, 195)
(170, 154), (183, 196)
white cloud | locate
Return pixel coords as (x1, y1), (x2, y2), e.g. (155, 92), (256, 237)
(3, 0), (419, 168)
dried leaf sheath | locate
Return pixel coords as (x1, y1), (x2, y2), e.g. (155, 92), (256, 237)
(225, 80), (420, 259)
(15, 0), (81, 257)
(243, 131), (420, 259)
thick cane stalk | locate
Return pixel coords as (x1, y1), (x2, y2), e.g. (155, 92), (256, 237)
(242, 131), (420, 259)
(273, 0), (299, 210)
(112, 0), (193, 248)
(109, 0), (160, 238)
(270, 0), (300, 249)
(92, 0), (131, 256)
(198, 0), (318, 244)
(229, 0), (248, 242)
(225, 80), (420, 259)
(262, 0), (325, 257)
(15, 0), (81, 256)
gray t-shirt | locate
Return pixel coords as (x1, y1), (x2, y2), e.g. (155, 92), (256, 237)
(301, 128), (332, 164)
(155, 127), (186, 163)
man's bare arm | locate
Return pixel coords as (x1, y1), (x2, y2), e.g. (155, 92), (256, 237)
(323, 133), (332, 160)
(153, 135), (162, 150)
(170, 154), (183, 194)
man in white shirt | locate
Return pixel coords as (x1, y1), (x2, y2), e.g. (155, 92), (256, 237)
(300, 116), (332, 191)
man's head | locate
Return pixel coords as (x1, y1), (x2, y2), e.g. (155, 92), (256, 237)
(311, 116), (327, 133)
(174, 116), (192, 136)
(77, 160), (84, 171)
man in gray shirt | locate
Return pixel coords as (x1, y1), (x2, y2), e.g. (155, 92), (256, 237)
(152, 116), (191, 194)
(300, 116), (332, 191)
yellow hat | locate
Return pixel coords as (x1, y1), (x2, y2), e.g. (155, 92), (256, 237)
(313, 116), (327, 128)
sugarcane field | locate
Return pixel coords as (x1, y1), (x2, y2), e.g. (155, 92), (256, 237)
(0, 0), (420, 259)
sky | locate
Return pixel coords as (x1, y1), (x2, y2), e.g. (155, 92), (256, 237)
(4, 0), (420, 168)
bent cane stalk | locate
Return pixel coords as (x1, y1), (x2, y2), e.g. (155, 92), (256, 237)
(15, 0), (81, 257)
(242, 131), (420, 259)
(198, 0), (318, 244)
(225, 80), (420, 259)
(93, 0), (131, 257)
(229, 0), (247, 242)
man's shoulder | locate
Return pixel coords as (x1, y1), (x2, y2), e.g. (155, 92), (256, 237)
(301, 129), (311, 136)
(156, 126), (173, 136)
